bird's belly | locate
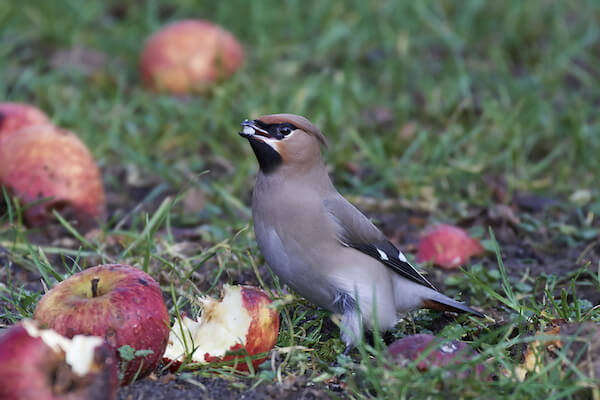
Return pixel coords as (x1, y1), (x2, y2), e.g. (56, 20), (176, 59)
(255, 224), (398, 331)
(254, 224), (336, 309)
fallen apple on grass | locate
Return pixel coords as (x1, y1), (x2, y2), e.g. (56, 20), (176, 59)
(139, 19), (244, 94)
(0, 102), (50, 139)
(163, 285), (279, 372)
(33, 264), (170, 385)
(0, 320), (118, 400)
(389, 333), (484, 377)
(0, 124), (106, 228)
(417, 224), (484, 269)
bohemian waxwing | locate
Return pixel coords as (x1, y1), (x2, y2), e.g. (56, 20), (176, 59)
(239, 113), (484, 348)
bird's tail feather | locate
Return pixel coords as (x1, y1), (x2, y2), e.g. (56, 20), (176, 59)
(423, 293), (484, 318)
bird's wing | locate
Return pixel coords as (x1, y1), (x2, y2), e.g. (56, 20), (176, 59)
(323, 195), (436, 290)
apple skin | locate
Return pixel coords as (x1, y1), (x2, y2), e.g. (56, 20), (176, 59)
(210, 286), (280, 370)
(0, 124), (106, 228)
(232, 286), (280, 369)
(416, 224), (484, 269)
(163, 285), (279, 372)
(0, 102), (50, 139)
(389, 334), (484, 377)
(139, 19), (244, 94)
(33, 264), (170, 385)
(0, 321), (118, 400)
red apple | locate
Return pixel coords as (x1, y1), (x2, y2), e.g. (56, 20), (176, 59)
(163, 285), (279, 371)
(0, 102), (50, 139)
(389, 334), (484, 376)
(139, 19), (244, 94)
(0, 320), (118, 400)
(33, 264), (170, 385)
(417, 224), (484, 269)
(0, 124), (106, 228)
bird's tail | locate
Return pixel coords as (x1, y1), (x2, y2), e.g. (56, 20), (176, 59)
(422, 292), (485, 318)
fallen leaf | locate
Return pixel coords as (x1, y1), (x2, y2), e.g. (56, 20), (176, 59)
(182, 187), (206, 214)
(515, 326), (562, 382)
(398, 122), (416, 140)
(488, 204), (520, 227)
(160, 373), (177, 384)
(147, 372), (158, 382)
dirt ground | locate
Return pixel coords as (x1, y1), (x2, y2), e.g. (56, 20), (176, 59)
(117, 374), (334, 400)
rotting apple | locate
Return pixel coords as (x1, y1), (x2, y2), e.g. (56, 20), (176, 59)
(33, 264), (170, 385)
(0, 320), (118, 400)
(416, 224), (484, 269)
(389, 333), (484, 377)
(0, 124), (106, 228)
(163, 285), (279, 372)
(139, 19), (244, 94)
(0, 102), (50, 139)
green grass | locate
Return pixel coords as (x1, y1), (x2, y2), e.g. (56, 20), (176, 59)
(1, 0), (600, 398)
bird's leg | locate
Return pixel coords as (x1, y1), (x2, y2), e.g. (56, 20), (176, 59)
(340, 310), (361, 349)
(333, 291), (361, 351)
(342, 344), (352, 356)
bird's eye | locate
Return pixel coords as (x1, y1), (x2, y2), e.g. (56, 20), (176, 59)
(279, 126), (292, 136)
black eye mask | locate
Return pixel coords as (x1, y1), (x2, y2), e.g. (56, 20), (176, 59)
(252, 120), (297, 140)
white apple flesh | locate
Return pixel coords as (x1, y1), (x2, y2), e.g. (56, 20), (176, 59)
(0, 320), (118, 400)
(163, 285), (279, 371)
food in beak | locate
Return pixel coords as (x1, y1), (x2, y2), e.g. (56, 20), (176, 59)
(239, 120), (270, 138)
(240, 125), (256, 137)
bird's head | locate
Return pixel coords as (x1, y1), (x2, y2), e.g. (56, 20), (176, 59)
(239, 113), (327, 175)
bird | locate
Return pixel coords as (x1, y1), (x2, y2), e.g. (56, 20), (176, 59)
(239, 113), (484, 349)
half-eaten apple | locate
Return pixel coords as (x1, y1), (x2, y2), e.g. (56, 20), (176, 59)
(163, 285), (279, 371)
(0, 320), (118, 400)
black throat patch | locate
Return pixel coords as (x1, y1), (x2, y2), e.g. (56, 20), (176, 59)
(248, 138), (282, 174)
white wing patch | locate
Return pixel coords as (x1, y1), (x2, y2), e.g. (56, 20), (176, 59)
(376, 247), (389, 261)
(397, 251), (408, 262)
(376, 247), (409, 263)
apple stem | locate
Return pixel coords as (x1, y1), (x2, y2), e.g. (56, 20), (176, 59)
(91, 278), (99, 297)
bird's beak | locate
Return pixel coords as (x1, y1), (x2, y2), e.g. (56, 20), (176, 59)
(239, 119), (270, 139)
